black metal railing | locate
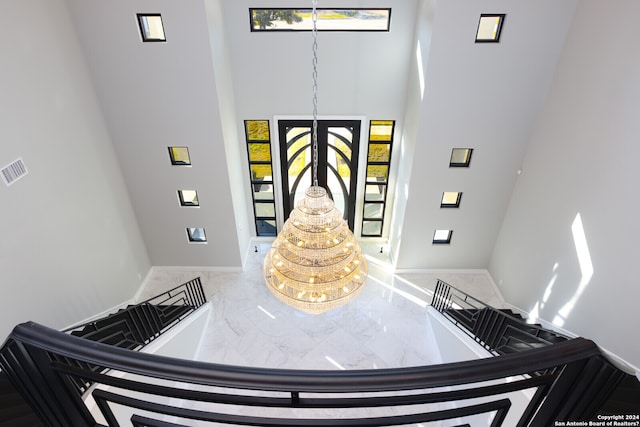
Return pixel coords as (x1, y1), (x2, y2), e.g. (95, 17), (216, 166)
(432, 279), (569, 356)
(63, 277), (206, 351)
(0, 277), (629, 426)
(0, 320), (625, 426)
(54, 277), (206, 396)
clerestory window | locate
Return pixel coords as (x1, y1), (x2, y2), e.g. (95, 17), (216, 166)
(250, 9), (391, 32)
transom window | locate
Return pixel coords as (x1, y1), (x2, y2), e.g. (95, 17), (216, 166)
(250, 9), (391, 32)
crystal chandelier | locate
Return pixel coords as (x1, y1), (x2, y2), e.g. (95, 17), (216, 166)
(263, 1), (368, 314)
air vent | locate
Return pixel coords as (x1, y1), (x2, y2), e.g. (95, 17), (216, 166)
(1, 158), (28, 187)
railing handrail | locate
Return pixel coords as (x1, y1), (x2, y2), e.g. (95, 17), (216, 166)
(8, 321), (601, 393)
(2, 277), (626, 425)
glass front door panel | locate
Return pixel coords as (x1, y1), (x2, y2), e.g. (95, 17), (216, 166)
(279, 120), (360, 230)
(284, 126), (312, 209)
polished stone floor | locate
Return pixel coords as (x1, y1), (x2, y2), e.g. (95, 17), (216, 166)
(138, 243), (504, 371)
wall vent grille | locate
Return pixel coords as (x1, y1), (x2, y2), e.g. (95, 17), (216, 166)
(1, 158), (28, 187)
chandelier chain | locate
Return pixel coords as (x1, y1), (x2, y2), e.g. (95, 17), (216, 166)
(262, 0), (368, 314)
(311, 0), (319, 187)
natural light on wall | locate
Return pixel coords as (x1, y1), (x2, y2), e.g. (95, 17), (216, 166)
(529, 262), (558, 322)
(553, 213), (594, 327)
(416, 41), (425, 100)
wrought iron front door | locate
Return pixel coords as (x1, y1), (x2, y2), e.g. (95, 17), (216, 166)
(278, 119), (361, 230)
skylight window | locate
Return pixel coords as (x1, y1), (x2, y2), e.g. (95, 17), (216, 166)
(137, 14), (166, 42)
(250, 9), (391, 32)
(475, 14), (505, 43)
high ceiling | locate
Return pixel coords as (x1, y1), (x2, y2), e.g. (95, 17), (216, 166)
(65, 0), (578, 269)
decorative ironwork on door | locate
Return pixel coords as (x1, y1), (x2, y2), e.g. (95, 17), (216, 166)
(278, 120), (361, 230)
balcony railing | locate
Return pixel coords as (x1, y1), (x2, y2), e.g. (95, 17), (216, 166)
(0, 278), (629, 425)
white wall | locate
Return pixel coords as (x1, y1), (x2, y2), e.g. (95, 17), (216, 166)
(489, 0), (640, 370)
(67, 0), (244, 268)
(204, 0), (252, 267)
(389, 0), (435, 265)
(396, 0), (578, 269)
(222, 0), (418, 244)
(223, 0), (417, 121)
(0, 0), (150, 339)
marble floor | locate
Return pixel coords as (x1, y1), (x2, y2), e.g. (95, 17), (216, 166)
(133, 244), (506, 425)
(138, 243), (504, 371)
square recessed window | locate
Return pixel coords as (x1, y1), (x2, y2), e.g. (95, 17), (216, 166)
(362, 220), (383, 237)
(168, 147), (191, 166)
(256, 220), (276, 236)
(187, 227), (207, 243)
(365, 184), (386, 202)
(450, 148), (473, 167)
(363, 202), (384, 219)
(178, 190), (199, 207)
(369, 120), (395, 141)
(441, 192), (462, 208)
(255, 202), (275, 218)
(245, 120), (270, 141)
(366, 165), (389, 182)
(475, 14), (505, 43)
(433, 229), (453, 244)
(367, 143), (391, 163)
(137, 14), (166, 42)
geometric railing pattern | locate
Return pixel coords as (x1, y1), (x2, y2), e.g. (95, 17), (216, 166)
(0, 278), (629, 426)
(431, 279), (569, 356)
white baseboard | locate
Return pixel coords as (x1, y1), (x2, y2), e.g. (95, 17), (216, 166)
(483, 271), (506, 306)
(504, 302), (639, 378)
(133, 268), (154, 302)
(393, 267), (489, 274)
(392, 268), (507, 306)
(151, 265), (242, 272)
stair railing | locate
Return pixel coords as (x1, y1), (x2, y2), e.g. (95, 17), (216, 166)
(432, 279), (569, 356)
(63, 277), (206, 350)
(53, 277), (207, 396)
(0, 321), (620, 426)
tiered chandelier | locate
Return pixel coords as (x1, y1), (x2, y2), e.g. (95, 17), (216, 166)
(263, 1), (368, 314)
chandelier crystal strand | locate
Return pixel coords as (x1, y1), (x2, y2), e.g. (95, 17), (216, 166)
(263, 2), (368, 314)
